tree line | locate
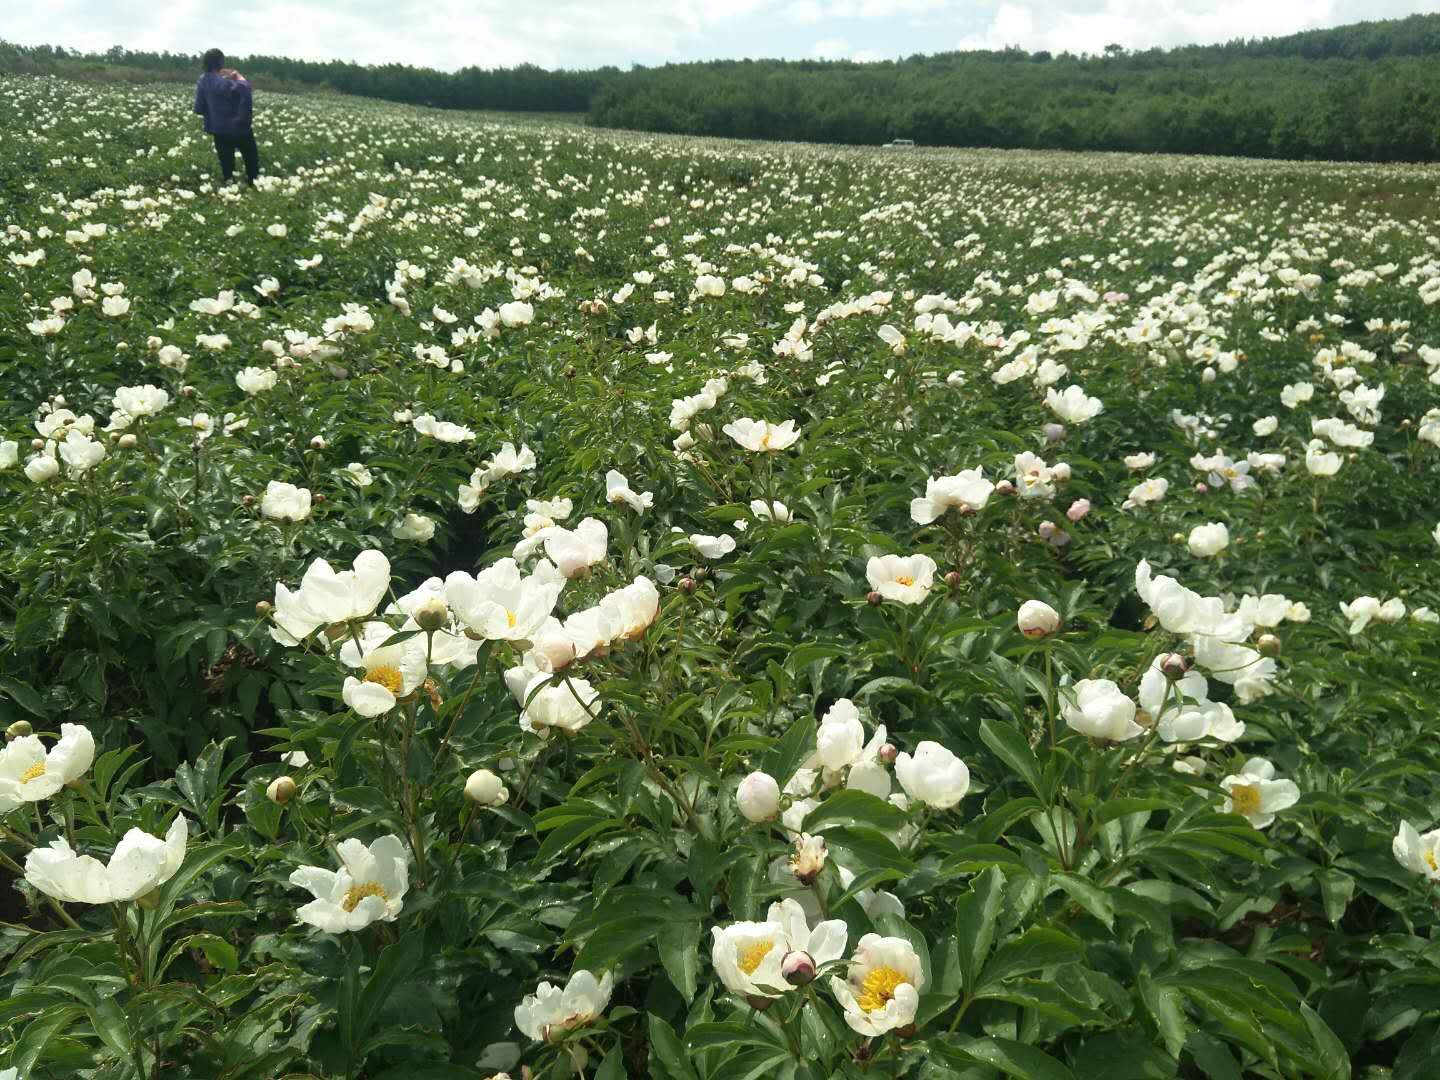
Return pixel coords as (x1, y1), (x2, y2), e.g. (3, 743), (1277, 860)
(3, 12), (1439, 161)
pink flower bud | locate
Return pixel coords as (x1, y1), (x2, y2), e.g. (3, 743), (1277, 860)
(782, 951), (817, 986)
(1066, 499), (1091, 523)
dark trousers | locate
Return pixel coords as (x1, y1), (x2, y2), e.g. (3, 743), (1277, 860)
(213, 131), (259, 183)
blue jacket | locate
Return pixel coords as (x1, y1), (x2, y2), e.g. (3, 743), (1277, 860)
(193, 72), (253, 135)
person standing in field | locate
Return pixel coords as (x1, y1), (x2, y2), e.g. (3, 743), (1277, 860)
(194, 48), (259, 187)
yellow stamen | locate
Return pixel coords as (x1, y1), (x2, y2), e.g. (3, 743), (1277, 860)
(20, 762), (46, 783)
(1425, 850), (1437, 873)
(506, 609), (517, 628)
(737, 939), (776, 975)
(856, 966), (907, 1012)
(364, 665), (403, 694)
(1229, 783), (1262, 817)
(895, 576), (914, 587)
(341, 881), (387, 912)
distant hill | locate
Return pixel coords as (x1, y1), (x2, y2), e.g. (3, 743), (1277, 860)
(4, 13), (1440, 161)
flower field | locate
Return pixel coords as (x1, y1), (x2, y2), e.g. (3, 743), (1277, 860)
(3, 73), (1440, 1079)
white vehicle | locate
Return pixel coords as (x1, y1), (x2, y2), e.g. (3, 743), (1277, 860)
(885, 139), (916, 148)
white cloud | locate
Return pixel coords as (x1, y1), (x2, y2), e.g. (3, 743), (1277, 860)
(3, 0), (779, 70)
(956, 0), (1359, 55)
(813, 36), (853, 57)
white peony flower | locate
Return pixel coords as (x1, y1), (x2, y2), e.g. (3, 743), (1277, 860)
(446, 558), (564, 642)
(260, 481), (312, 522)
(0, 723), (95, 812)
(893, 741), (969, 809)
(289, 834), (409, 932)
(722, 418), (801, 452)
(1220, 758), (1299, 829)
(829, 934), (925, 1036)
(1063, 679), (1142, 741)
(235, 366), (278, 394)
(1187, 522), (1230, 558)
(515, 970), (612, 1042)
(1394, 820), (1440, 881)
(866, 554), (935, 605)
(910, 468), (994, 524)
(26, 814), (188, 904)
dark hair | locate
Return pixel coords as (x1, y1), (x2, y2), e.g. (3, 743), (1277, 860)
(203, 48), (224, 72)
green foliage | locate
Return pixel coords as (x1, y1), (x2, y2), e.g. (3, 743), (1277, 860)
(0, 71), (1436, 1080)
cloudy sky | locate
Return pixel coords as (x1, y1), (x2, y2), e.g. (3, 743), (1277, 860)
(7, 0), (1439, 70)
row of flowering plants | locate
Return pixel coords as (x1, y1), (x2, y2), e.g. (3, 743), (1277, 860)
(1, 72), (1439, 1078)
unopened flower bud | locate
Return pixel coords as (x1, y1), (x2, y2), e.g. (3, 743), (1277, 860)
(1195, 482), (1209, 493)
(995, 479), (1015, 496)
(413, 595), (449, 632)
(310, 436), (327, 449)
(1037, 521), (1057, 539)
(944, 570), (962, 589)
(31, 438), (44, 451)
(866, 590), (883, 607)
(267, 776), (297, 804)
(255, 600), (274, 617)
(1159, 653), (1189, 679)
(1052, 463), (1071, 482)
(1043, 423), (1066, 443)
(6, 720), (33, 740)
(1017, 599), (1061, 638)
(1066, 499), (1091, 523)
(464, 768), (510, 806)
(782, 951), (817, 986)
(678, 576), (697, 594)
(736, 771), (780, 823)
(878, 743), (898, 765)
(313, 493), (326, 505)
(1257, 633), (1281, 657)
(242, 494), (255, 506)
(790, 833), (827, 886)
(117, 433), (137, 449)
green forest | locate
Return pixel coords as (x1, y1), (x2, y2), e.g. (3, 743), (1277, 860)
(5, 12), (1440, 161)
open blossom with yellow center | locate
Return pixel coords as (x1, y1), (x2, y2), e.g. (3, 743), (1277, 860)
(290, 835), (409, 932)
(363, 664), (403, 695)
(830, 934), (924, 1036)
(341, 880), (388, 912)
(856, 966), (907, 1012)
(341, 634), (429, 718)
(865, 553), (936, 605)
(722, 417), (801, 453)
(711, 898), (848, 1000)
(1394, 821), (1440, 882)
(0, 723), (96, 813)
(1220, 758), (1299, 830)
(738, 939), (776, 976)
(1227, 783), (1262, 817)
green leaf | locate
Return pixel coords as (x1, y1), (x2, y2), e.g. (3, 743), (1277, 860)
(649, 1013), (701, 1080)
(766, 712), (817, 787)
(804, 788), (908, 831)
(1186, 1031), (1243, 1080)
(1052, 872), (1115, 930)
(1315, 869), (1355, 927)
(977, 928), (1084, 992)
(11, 1005), (82, 1074)
(952, 1036), (1077, 1080)
(955, 865), (1006, 994)
(659, 920), (701, 1004)
(980, 717), (1043, 796)
(349, 931), (427, 1056)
